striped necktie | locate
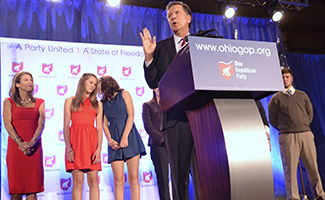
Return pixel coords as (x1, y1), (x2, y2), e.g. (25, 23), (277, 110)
(181, 38), (186, 47)
(287, 90), (292, 96)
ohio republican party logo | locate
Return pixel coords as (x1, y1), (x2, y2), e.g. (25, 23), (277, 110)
(143, 172), (153, 183)
(45, 108), (54, 119)
(33, 84), (39, 95)
(139, 129), (147, 139)
(122, 67), (132, 77)
(102, 153), (108, 164)
(42, 63), (53, 75)
(58, 131), (64, 142)
(70, 65), (81, 75)
(45, 155), (56, 168)
(136, 87), (144, 97)
(218, 61), (234, 80)
(57, 85), (68, 96)
(97, 66), (107, 76)
(12, 62), (23, 73)
(60, 177), (72, 191)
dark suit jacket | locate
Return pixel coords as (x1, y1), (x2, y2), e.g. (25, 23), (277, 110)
(143, 36), (188, 130)
(144, 36), (176, 89)
(142, 100), (164, 146)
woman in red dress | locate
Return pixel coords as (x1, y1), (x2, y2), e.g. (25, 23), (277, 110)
(3, 71), (45, 200)
(63, 73), (103, 200)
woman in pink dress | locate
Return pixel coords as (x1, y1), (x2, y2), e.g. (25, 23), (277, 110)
(3, 71), (45, 200)
(63, 73), (103, 200)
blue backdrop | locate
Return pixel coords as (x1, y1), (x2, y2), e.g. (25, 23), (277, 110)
(286, 53), (325, 197)
(1, 0), (324, 199)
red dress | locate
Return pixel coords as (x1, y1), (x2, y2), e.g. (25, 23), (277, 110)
(6, 98), (44, 195)
(65, 98), (101, 172)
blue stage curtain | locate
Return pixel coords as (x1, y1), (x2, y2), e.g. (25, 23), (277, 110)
(286, 53), (325, 198)
(262, 53), (325, 199)
(2, 0), (324, 199)
(0, 0), (278, 44)
(286, 53), (325, 142)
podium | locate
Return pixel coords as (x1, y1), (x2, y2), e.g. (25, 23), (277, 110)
(158, 36), (284, 200)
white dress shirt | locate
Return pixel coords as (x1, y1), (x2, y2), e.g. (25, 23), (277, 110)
(283, 86), (295, 96)
(145, 33), (189, 67)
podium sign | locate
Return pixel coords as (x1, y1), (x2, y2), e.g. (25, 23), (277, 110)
(158, 36), (281, 199)
(188, 36), (284, 91)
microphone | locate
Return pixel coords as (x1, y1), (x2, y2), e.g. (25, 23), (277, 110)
(193, 29), (223, 38)
(194, 29), (215, 36)
(184, 35), (189, 42)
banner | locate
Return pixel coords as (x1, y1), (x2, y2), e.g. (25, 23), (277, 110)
(188, 36), (283, 91)
(0, 37), (161, 200)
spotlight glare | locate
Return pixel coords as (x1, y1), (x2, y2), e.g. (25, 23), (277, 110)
(107, 0), (120, 7)
(272, 11), (283, 22)
(225, 7), (236, 19)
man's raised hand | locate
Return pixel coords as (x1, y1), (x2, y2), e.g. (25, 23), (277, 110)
(140, 28), (156, 63)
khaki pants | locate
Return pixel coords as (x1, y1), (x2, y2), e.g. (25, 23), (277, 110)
(279, 131), (325, 200)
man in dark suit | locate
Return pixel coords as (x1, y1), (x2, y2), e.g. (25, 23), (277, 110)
(140, 1), (199, 200)
(142, 88), (170, 200)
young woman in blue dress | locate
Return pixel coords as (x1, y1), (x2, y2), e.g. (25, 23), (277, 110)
(99, 76), (146, 200)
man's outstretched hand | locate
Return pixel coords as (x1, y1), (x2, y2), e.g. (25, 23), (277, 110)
(140, 28), (156, 63)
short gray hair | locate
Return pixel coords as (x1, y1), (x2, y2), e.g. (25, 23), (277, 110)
(166, 1), (192, 16)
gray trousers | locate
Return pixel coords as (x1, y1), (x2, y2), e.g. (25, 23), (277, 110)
(279, 131), (325, 200)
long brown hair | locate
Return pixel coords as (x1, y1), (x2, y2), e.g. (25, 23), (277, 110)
(100, 76), (123, 102)
(72, 73), (98, 112)
(9, 71), (35, 106)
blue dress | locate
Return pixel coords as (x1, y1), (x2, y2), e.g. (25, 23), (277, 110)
(103, 91), (146, 163)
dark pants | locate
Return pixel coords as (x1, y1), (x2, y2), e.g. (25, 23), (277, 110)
(164, 121), (200, 200)
(150, 144), (170, 200)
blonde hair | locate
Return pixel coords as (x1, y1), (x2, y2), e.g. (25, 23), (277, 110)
(9, 71), (35, 106)
(72, 73), (98, 112)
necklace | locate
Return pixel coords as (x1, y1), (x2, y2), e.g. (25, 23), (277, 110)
(20, 98), (32, 105)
